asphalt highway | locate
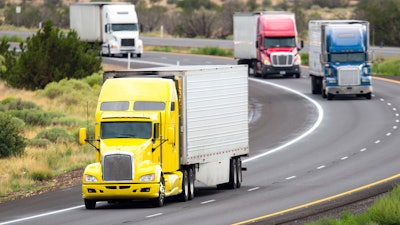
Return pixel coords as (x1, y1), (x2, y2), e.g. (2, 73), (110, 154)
(0, 52), (399, 225)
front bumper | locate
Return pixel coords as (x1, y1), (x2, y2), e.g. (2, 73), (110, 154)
(262, 65), (301, 76)
(82, 182), (160, 200)
(326, 85), (373, 95)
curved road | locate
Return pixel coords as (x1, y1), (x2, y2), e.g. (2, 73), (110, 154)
(0, 52), (399, 225)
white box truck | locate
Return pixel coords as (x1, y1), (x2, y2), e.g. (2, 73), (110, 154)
(70, 2), (143, 58)
(79, 65), (249, 208)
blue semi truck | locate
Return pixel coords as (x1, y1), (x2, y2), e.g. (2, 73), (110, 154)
(308, 20), (373, 100)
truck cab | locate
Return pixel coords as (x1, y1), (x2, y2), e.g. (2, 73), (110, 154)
(79, 77), (181, 209)
(255, 12), (303, 78)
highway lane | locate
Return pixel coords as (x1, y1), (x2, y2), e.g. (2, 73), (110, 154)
(1, 54), (400, 225)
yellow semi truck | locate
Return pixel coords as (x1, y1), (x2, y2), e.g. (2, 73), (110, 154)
(79, 65), (249, 209)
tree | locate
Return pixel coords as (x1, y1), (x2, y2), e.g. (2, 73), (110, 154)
(0, 112), (26, 158)
(0, 20), (102, 90)
(354, 0), (400, 46)
(179, 7), (216, 38)
(214, 0), (246, 39)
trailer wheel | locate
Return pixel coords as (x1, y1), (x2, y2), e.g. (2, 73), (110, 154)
(178, 169), (189, 202)
(228, 158), (238, 189)
(236, 158), (242, 188)
(188, 167), (195, 200)
(84, 199), (96, 209)
(152, 176), (165, 207)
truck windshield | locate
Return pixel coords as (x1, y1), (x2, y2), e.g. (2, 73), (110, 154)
(111, 24), (138, 32)
(331, 53), (364, 63)
(101, 122), (152, 139)
(264, 37), (296, 48)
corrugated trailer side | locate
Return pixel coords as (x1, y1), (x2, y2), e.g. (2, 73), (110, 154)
(233, 12), (258, 59)
(70, 3), (102, 42)
(179, 65), (249, 165)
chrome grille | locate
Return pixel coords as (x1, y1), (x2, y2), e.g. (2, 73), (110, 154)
(121, 38), (135, 47)
(103, 153), (133, 181)
(338, 67), (360, 86)
(271, 53), (294, 67)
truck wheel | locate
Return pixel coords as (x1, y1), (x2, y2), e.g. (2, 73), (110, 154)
(327, 93), (334, 100)
(311, 76), (322, 94)
(228, 158), (238, 189)
(365, 93), (372, 99)
(152, 176), (165, 207)
(136, 53), (142, 58)
(107, 46), (112, 57)
(294, 73), (300, 79)
(178, 169), (189, 202)
(188, 167), (195, 200)
(236, 158), (242, 188)
(84, 199), (96, 209)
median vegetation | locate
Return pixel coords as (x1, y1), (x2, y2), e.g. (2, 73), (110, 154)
(308, 184), (400, 225)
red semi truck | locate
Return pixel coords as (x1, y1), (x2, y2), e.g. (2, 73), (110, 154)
(234, 11), (303, 78)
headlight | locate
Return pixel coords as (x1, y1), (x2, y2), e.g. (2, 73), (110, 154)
(84, 174), (98, 182)
(294, 55), (301, 65)
(263, 58), (271, 65)
(140, 174), (155, 182)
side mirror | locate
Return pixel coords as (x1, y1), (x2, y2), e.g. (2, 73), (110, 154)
(79, 128), (87, 145)
(299, 40), (304, 50)
(167, 127), (175, 144)
(366, 50), (375, 63)
(320, 53), (328, 64)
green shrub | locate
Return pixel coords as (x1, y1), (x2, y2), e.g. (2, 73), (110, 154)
(0, 97), (39, 110)
(34, 127), (73, 143)
(152, 46), (173, 52)
(0, 112), (27, 158)
(51, 117), (84, 128)
(367, 186), (400, 225)
(301, 52), (309, 66)
(39, 79), (92, 99)
(372, 57), (400, 76)
(7, 109), (62, 126)
(82, 73), (102, 88)
(190, 46), (233, 57)
(28, 138), (51, 148)
(30, 170), (53, 181)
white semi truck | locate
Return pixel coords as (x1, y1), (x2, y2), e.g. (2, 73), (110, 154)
(70, 2), (143, 58)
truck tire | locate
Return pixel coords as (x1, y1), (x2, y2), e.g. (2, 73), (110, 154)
(311, 76), (322, 94)
(178, 169), (189, 202)
(236, 158), (242, 188)
(294, 73), (300, 79)
(136, 53), (142, 58)
(84, 199), (96, 209)
(228, 158), (238, 189)
(151, 176), (165, 207)
(188, 167), (195, 200)
(365, 93), (372, 100)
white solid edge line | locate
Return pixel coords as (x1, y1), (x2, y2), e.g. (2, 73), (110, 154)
(0, 205), (84, 225)
(243, 78), (324, 163)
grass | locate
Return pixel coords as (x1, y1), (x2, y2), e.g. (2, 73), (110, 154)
(0, 75), (100, 202)
(307, 185), (400, 225)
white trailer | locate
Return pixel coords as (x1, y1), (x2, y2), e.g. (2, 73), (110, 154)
(103, 65), (249, 188)
(70, 2), (143, 57)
